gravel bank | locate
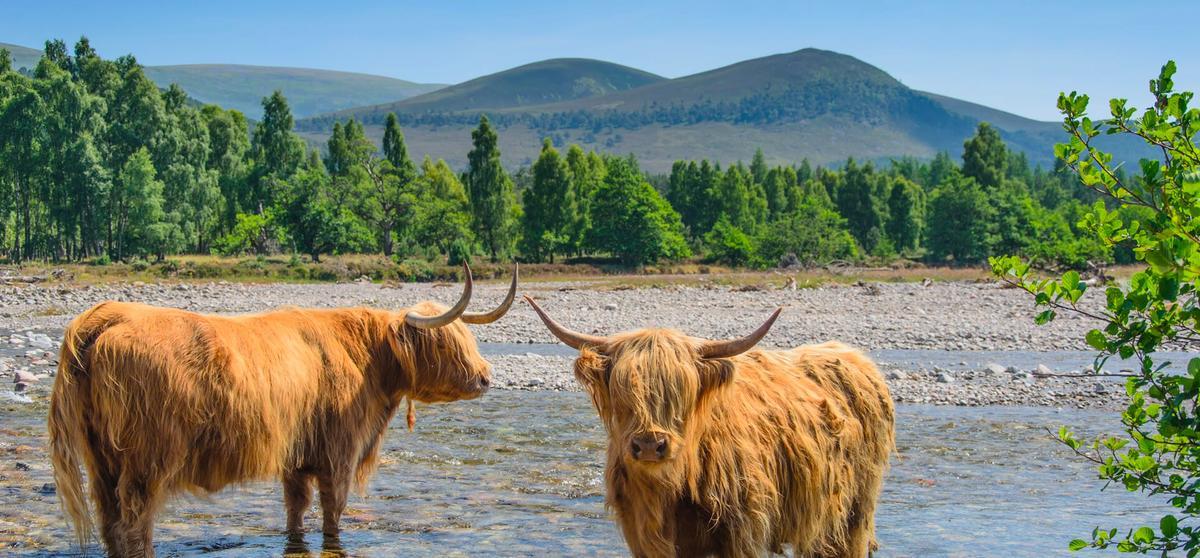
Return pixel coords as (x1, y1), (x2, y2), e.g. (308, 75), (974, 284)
(0, 279), (1182, 409)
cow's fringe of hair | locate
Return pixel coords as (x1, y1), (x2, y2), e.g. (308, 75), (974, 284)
(577, 330), (895, 557)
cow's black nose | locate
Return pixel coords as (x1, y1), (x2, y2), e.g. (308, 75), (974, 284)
(630, 433), (669, 462)
(479, 376), (490, 387)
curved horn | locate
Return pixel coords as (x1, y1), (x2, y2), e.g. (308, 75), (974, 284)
(461, 264), (518, 324)
(698, 307), (783, 359)
(404, 263), (474, 329)
(523, 295), (611, 350)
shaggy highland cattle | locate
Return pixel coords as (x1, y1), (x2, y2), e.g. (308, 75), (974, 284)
(525, 296), (895, 558)
(48, 265), (516, 557)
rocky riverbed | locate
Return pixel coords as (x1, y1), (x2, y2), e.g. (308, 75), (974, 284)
(0, 278), (1189, 410)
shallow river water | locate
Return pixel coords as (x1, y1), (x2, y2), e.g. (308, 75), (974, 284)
(0, 388), (1171, 558)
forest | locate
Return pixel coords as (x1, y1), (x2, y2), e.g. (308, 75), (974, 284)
(0, 39), (1141, 270)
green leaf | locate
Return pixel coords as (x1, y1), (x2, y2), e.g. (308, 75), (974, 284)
(1035, 309), (1057, 325)
(1069, 539), (1088, 551)
(1132, 526), (1154, 544)
(1086, 330), (1107, 351)
(1161, 514), (1178, 538)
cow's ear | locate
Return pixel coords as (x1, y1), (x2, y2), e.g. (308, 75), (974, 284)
(574, 348), (609, 389)
(696, 358), (734, 395)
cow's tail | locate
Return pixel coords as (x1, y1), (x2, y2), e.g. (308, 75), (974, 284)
(49, 305), (107, 547)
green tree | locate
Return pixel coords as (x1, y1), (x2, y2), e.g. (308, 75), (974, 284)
(114, 148), (174, 260)
(961, 122), (1008, 188)
(992, 61), (1200, 555)
(412, 157), (474, 256)
(250, 90), (304, 210)
(885, 176), (924, 253)
(520, 139), (575, 262)
(464, 116), (517, 261)
(836, 159), (886, 253)
(926, 174), (992, 263)
(754, 199), (859, 266)
(587, 157), (690, 266)
(565, 144), (604, 253)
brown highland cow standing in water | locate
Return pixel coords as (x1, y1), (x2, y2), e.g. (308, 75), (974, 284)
(48, 265), (515, 557)
(526, 296), (895, 558)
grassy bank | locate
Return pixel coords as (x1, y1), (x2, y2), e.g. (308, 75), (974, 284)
(0, 254), (1129, 288)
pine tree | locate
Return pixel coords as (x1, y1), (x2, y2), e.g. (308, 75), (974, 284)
(961, 122), (1008, 188)
(250, 90), (303, 210)
(464, 116), (517, 261)
(520, 139), (575, 262)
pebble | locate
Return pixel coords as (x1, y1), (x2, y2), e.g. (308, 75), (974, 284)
(936, 372), (954, 383)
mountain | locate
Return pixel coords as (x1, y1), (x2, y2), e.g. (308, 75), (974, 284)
(301, 48), (1139, 171)
(318, 58), (665, 119)
(141, 65), (444, 118)
(0, 42), (445, 118)
(0, 42), (43, 71)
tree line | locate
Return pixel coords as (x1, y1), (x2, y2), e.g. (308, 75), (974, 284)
(0, 39), (1141, 269)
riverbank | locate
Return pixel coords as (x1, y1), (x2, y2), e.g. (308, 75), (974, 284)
(0, 277), (1183, 410)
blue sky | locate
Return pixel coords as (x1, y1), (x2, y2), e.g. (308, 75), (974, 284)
(3, 0), (1195, 120)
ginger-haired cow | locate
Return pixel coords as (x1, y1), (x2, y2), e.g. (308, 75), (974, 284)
(526, 296), (894, 558)
(48, 265), (516, 557)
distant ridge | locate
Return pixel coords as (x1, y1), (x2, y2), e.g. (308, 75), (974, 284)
(300, 48), (1148, 171)
(321, 58), (665, 118)
(1, 42), (445, 118)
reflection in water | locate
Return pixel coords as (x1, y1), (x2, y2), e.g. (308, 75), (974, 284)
(283, 532), (346, 557)
(0, 391), (1173, 557)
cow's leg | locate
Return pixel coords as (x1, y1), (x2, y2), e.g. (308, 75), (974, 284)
(116, 475), (163, 558)
(91, 468), (124, 557)
(317, 470), (351, 536)
(283, 471), (314, 534)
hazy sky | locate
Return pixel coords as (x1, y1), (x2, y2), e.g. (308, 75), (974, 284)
(4, 0), (1195, 120)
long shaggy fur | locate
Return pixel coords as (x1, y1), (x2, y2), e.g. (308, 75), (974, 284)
(48, 300), (490, 556)
(574, 330), (894, 558)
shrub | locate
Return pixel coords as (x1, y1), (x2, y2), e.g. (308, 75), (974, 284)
(703, 217), (754, 266)
(992, 61), (1200, 554)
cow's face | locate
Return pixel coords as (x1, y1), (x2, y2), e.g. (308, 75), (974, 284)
(575, 330), (733, 470)
(390, 301), (492, 403)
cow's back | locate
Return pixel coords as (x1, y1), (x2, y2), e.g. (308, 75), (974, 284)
(694, 341), (894, 555)
(74, 302), (333, 491)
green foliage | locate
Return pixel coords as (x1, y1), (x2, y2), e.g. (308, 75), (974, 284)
(703, 216), (754, 266)
(587, 157), (690, 265)
(465, 116), (518, 261)
(927, 174), (993, 263)
(520, 139), (575, 262)
(992, 61), (1200, 555)
(754, 199), (859, 267)
(962, 122), (1008, 188)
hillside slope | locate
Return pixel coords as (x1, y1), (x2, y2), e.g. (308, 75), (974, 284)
(1, 42), (444, 118)
(142, 65), (444, 118)
(0, 42), (44, 71)
(303, 48), (1135, 171)
(313, 58), (664, 123)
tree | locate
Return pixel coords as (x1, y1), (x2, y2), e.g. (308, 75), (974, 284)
(202, 105), (251, 233)
(587, 157), (690, 266)
(358, 115), (418, 256)
(754, 198), (859, 267)
(0, 74), (46, 261)
(926, 174), (992, 263)
(464, 116), (517, 261)
(250, 90), (304, 210)
(114, 148), (173, 260)
(565, 144), (604, 253)
(412, 157), (473, 256)
(836, 159), (885, 254)
(961, 122), (1008, 188)
(992, 61), (1200, 554)
(885, 176), (924, 253)
(0, 49), (11, 74)
(520, 139), (575, 262)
